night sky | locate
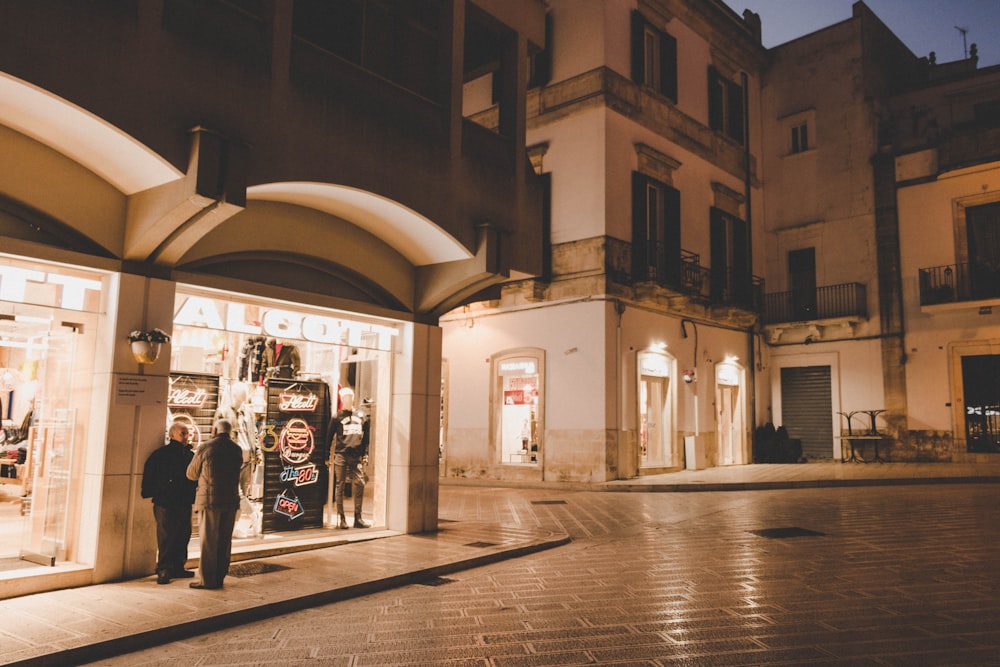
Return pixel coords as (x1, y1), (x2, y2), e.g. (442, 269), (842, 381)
(722, 0), (1000, 68)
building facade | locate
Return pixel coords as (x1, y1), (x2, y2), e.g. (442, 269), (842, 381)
(440, 0), (1000, 482)
(441, 0), (767, 482)
(0, 0), (546, 598)
(891, 52), (1000, 461)
(759, 1), (1000, 464)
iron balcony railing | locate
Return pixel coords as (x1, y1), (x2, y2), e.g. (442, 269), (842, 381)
(632, 244), (763, 313)
(763, 282), (867, 324)
(919, 262), (1000, 305)
(633, 246), (711, 300)
(712, 269), (765, 312)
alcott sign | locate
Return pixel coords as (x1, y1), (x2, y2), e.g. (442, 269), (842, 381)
(174, 295), (398, 350)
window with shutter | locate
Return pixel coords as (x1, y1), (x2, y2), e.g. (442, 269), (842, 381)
(630, 11), (677, 102)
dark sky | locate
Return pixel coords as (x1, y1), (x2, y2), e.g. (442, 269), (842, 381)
(722, 0), (1000, 68)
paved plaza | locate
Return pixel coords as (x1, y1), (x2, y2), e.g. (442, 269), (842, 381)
(70, 473), (1000, 666)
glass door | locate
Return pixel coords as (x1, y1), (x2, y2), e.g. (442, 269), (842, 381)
(21, 331), (76, 566)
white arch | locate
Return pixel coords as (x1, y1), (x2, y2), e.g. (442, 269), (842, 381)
(248, 182), (471, 267)
(0, 72), (181, 195)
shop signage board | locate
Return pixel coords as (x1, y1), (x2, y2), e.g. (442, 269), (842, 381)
(114, 374), (169, 405)
(173, 295), (398, 351)
(0, 264), (103, 312)
(261, 378), (329, 532)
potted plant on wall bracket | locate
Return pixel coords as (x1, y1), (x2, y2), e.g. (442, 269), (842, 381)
(128, 328), (171, 364)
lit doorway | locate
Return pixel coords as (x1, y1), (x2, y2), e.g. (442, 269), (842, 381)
(637, 350), (676, 469)
(715, 359), (746, 465)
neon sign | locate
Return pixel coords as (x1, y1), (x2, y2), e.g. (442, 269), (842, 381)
(279, 463), (320, 486)
(274, 489), (305, 520)
(279, 391), (319, 412)
(174, 296), (397, 350)
(168, 386), (208, 408)
(278, 418), (315, 464)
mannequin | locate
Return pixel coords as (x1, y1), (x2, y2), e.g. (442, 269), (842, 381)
(215, 382), (260, 498)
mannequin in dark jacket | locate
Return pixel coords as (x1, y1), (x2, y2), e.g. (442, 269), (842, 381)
(327, 387), (370, 529)
(141, 421), (197, 584)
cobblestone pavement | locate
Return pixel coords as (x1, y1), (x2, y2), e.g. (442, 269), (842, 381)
(84, 482), (1000, 666)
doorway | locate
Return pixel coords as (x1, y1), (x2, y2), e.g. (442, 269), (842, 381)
(637, 350), (676, 470)
(961, 353), (1000, 453)
(715, 359), (746, 465)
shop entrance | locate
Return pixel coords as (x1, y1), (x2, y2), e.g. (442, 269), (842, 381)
(0, 255), (104, 574)
(639, 375), (672, 467)
(494, 351), (543, 465)
(637, 350), (676, 469)
(172, 287), (396, 539)
(1, 322), (88, 566)
(715, 360), (746, 465)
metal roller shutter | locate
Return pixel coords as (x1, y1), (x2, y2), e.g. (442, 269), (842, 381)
(780, 366), (833, 459)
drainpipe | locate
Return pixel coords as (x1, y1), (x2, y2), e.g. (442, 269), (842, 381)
(615, 300), (627, 476)
(742, 70), (758, 453)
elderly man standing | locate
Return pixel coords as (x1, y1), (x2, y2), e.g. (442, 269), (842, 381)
(141, 420), (197, 585)
(186, 419), (243, 589)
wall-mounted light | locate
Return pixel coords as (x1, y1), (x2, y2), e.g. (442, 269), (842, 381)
(128, 328), (171, 364)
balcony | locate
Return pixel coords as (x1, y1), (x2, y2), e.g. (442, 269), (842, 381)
(763, 282), (867, 325)
(631, 245), (763, 318)
(712, 270), (764, 313)
(633, 246), (711, 300)
(919, 262), (1000, 306)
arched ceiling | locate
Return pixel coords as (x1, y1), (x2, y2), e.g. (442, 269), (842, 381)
(0, 72), (474, 284)
(0, 72), (180, 195)
(248, 183), (471, 267)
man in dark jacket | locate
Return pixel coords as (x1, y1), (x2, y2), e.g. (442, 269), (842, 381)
(328, 387), (370, 529)
(141, 421), (197, 584)
(186, 419), (243, 589)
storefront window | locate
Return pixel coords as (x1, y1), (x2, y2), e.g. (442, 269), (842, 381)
(0, 254), (106, 567)
(493, 350), (543, 465)
(171, 286), (398, 537)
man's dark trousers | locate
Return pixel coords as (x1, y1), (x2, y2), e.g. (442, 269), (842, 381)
(154, 504), (192, 574)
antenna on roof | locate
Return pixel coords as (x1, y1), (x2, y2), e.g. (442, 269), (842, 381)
(955, 26), (969, 59)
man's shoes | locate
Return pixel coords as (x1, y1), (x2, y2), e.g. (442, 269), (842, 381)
(338, 513), (349, 529)
(156, 570), (171, 585)
(189, 582), (221, 589)
(172, 569), (196, 579)
(354, 515), (370, 528)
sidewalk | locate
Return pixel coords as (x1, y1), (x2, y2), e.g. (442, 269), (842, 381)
(3, 461), (1000, 666)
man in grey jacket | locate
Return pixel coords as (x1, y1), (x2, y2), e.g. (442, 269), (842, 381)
(186, 419), (243, 589)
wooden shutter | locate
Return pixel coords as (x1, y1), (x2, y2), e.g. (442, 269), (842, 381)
(726, 78), (744, 143)
(660, 31), (677, 102)
(708, 66), (723, 131)
(632, 172), (649, 280)
(630, 11), (645, 83)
